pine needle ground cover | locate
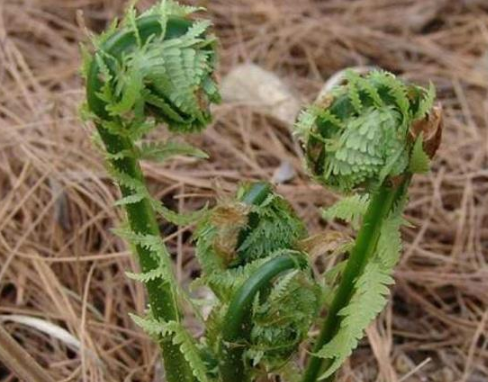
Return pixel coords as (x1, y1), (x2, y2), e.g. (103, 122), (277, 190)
(0, 1), (487, 382)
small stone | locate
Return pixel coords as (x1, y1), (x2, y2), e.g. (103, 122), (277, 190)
(272, 161), (296, 184)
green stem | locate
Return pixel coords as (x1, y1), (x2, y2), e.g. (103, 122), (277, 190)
(240, 182), (272, 205)
(219, 254), (307, 382)
(86, 16), (195, 382)
(235, 182), (272, 260)
(302, 179), (408, 382)
(99, 130), (194, 382)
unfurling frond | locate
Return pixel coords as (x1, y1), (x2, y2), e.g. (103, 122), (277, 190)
(248, 268), (321, 370)
(85, 0), (220, 134)
(82, 2), (219, 382)
(195, 183), (306, 273)
(294, 108), (318, 143)
(294, 70), (440, 193)
(195, 183), (320, 374)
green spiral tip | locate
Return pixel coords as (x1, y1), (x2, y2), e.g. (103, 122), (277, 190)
(84, 0), (220, 134)
(294, 70), (441, 193)
(196, 182), (307, 272)
(196, 183), (320, 375)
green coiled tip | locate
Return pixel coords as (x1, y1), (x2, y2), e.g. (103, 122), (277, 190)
(195, 183), (321, 373)
(84, 0), (220, 134)
(197, 182), (307, 269)
(294, 69), (442, 193)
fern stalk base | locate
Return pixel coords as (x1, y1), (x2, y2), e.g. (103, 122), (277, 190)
(302, 178), (408, 382)
(97, 127), (195, 382)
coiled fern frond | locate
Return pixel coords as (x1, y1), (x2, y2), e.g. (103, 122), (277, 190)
(196, 182), (306, 275)
(82, 3), (444, 379)
(82, 2), (220, 382)
(84, 0), (220, 133)
(295, 70), (440, 193)
(195, 183), (321, 380)
(297, 70), (442, 382)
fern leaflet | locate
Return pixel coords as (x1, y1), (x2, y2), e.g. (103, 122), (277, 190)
(321, 194), (369, 229)
(316, 208), (404, 379)
(131, 314), (211, 382)
(138, 141), (208, 162)
(409, 133), (430, 174)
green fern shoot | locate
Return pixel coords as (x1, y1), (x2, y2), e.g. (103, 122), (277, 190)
(82, 2), (219, 382)
(295, 69), (442, 381)
(82, 1), (442, 379)
(195, 182), (321, 381)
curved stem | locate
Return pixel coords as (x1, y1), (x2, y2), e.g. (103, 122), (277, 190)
(97, 130), (194, 382)
(87, 17), (195, 382)
(240, 182), (272, 205)
(235, 182), (272, 255)
(219, 254), (307, 382)
(86, 16), (191, 119)
(302, 179), (409, 382)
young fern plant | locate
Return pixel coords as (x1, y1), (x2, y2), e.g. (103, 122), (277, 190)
(82, 1), (442, 381)
(295, 70), (442, 381)
(82, 2), (219, 382)
(194, 182), (321, 382)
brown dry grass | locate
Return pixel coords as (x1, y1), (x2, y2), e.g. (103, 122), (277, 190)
(0, 0), (487, 381)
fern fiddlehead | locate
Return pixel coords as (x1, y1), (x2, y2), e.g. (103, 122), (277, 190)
(82, 3), (443, 379)
(82, 2), (219, 382)
(295, 70), (442, 381)
(195, 183), (321, 381)
(220, 252), (308, 382)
